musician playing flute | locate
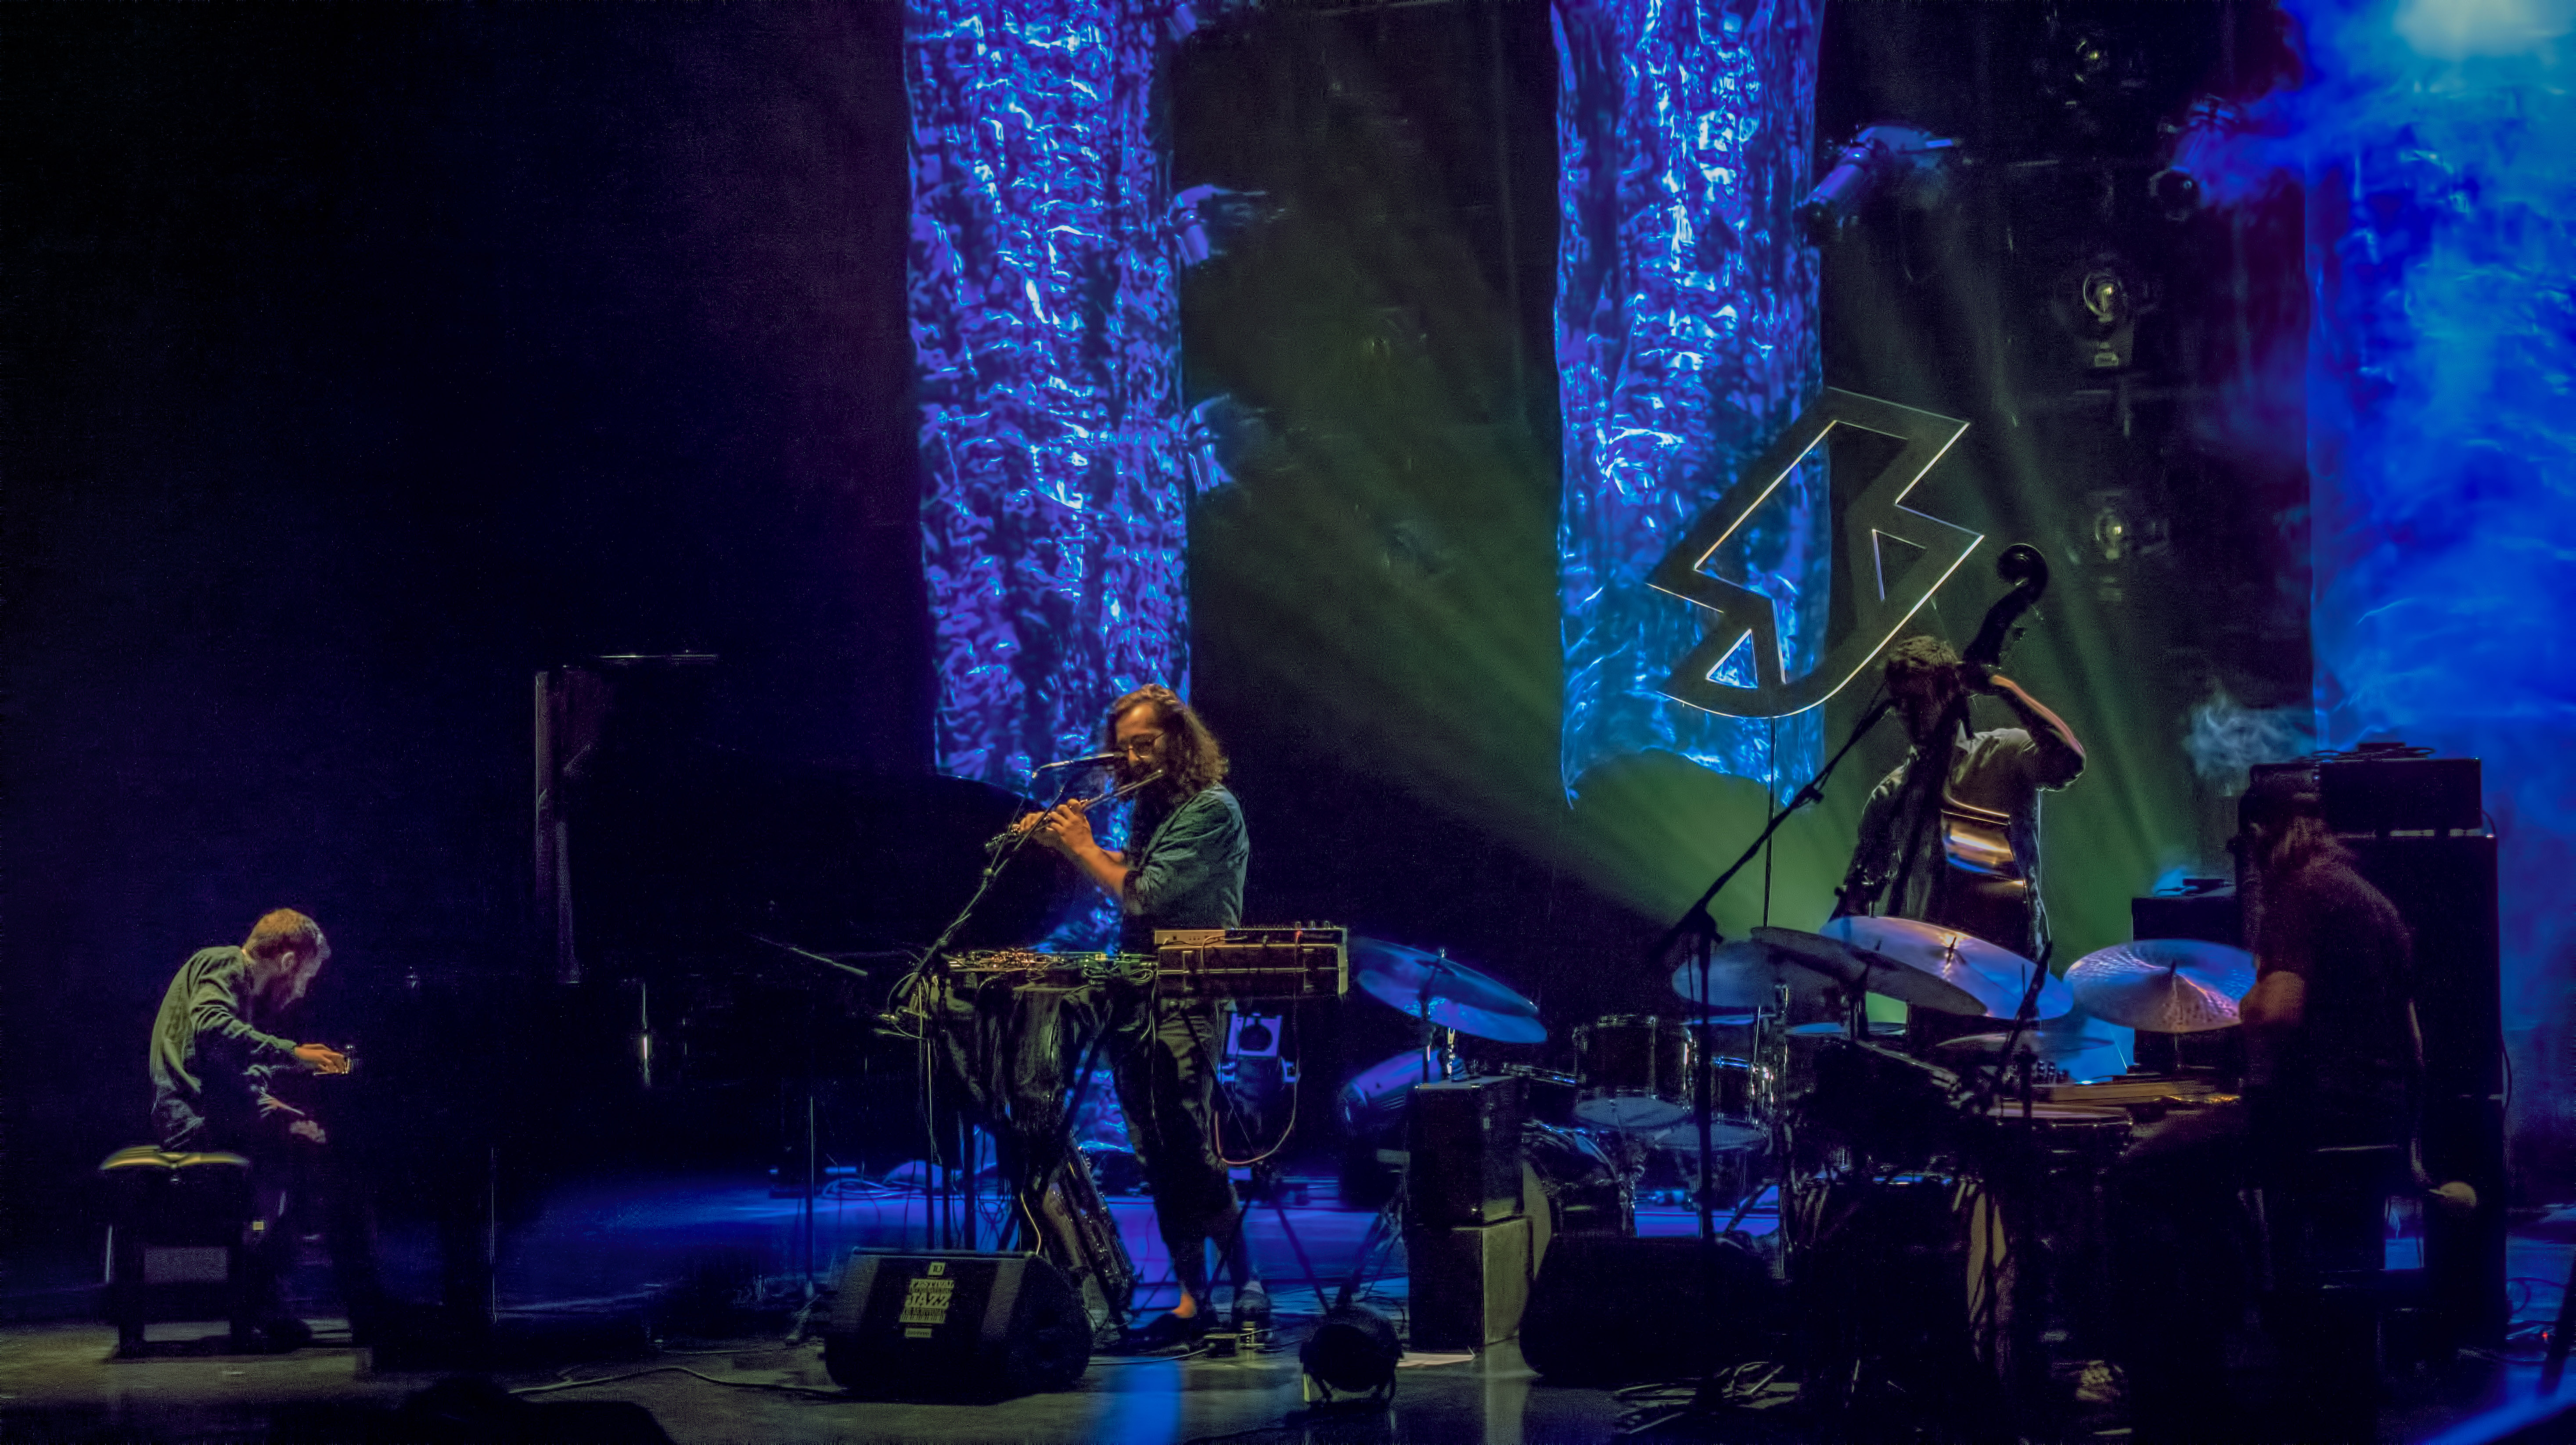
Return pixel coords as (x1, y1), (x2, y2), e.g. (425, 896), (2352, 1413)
(1014, 684), (1265, 1344)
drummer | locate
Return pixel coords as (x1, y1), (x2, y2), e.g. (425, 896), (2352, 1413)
(1834, 635), (2085, 1039)
(2104, 769), (2418, 1442)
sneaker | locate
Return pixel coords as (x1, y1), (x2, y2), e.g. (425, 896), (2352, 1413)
(1125, 1308), (1208, 1353)
(1230, 1279), (1271, 1333)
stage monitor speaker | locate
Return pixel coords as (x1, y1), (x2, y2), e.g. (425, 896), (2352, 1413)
(1521, 1235), (1776, 1384)
(1407, 1077), (1525, 1228)
(821, 1250), (1090, 1400)
(2342, 829), (2507, 1345)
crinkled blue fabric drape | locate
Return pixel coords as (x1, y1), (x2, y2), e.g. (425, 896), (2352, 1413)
(1554, 0), (1824, 799)
(912, 0), (1189, 798)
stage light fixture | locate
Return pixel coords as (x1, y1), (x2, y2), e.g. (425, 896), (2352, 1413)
(2147, 167), (2202, 222)
(1796, 123), (1958, 245)
(2048, 252), (2149, 371)
(1300, 1303), (1400, 1403)
(1171, 184), (1275, 266)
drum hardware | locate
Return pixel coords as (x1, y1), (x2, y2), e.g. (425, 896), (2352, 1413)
(2063, 938), (2255, 1033)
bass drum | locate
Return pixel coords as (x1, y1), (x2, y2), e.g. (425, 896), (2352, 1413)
(1521, 1119), (1632, 1236)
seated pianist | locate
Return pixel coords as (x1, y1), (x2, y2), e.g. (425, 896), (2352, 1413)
(148, 909), (382, 1349)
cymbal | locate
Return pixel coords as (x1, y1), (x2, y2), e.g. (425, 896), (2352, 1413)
(1667, 927), (1869, 1010)
(1352, 938), (1547, 1044)
(1932, 1029), (2119, 1062)
(2065, 938), (2255, 1034)
(1818, 916), (2072, 1019)
(1783, 1020), (1909, 1039)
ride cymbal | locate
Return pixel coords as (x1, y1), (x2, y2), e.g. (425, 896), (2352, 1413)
(1817, 916), (2072, 1019)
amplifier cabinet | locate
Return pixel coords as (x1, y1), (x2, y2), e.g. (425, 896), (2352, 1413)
(1407, 1215), (1534, 1348)
(2343, 831), (2505, 1345)
(1407, 1077), (1525, 1229)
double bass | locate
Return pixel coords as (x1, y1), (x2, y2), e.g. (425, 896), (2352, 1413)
(1847, 543), (2053, 954)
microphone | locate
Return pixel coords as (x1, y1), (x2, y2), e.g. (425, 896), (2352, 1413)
(1034, 751), (1119, 773)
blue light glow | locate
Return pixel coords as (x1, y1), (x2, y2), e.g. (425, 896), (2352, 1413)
(1553, 0), (1825, 798)
(911, 0), (1191, 799)
(2180, 0), (2576, 1156)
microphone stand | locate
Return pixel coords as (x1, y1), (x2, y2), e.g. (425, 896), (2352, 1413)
(1638, 689), (1895, 1415)
(1648, 692), (1893, 1239)
(895, 766), (1167, 1251)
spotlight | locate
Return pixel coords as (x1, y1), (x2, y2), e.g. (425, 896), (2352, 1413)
(1300, 1304), (1400, 1404)
(2048, 252), (2150, 371)
(2147, 167), (2202, 222)
(2038, 22), (2150, 126)
(1796, 123), (1958, 245)
(1170, 184), (1274, 266)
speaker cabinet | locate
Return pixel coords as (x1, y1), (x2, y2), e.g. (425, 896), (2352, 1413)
(1407, 1077), (1525, 1228)
(1407, 1215), (1534, 1349)
(1521, 1235), (1776, 1384)
(821, 1251), (1090, 1400)
(2342, 830), (2507, 1344)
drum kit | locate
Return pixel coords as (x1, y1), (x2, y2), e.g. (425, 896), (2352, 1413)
(1333, 923), (2263, 1290)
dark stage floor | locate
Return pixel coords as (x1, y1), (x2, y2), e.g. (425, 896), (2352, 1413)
(4, 1175), (2572, 1443)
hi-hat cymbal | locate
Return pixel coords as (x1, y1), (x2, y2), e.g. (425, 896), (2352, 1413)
(1352, 938), (1546, 1044)
(2065, 938), (2255, 1034)
(1818, 916), (2072, 1019)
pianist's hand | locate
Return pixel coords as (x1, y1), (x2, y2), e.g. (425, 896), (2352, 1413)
(292, 1043), (351, 1075)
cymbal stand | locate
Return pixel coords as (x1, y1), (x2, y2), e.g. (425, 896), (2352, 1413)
(1647, 691), (1893, 1412)
(1414, 956), (1461, 1086)
(1656, 690), (1894, 1220)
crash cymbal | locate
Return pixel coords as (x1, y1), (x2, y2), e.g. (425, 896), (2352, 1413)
(2065, 938), (2255, 1034)
(1817, 916), (2072, 1019)
(1352, 938), (1547, 1044)
(1667, 927), (1852, 1010)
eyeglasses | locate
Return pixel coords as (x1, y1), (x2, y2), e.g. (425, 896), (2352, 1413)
(1117, 733), (1165, 757)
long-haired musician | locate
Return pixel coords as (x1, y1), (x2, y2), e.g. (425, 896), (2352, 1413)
(1015, 685), (1263, 1344)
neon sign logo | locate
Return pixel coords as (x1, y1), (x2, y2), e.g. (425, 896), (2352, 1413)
(1649, 389), (1981, 719)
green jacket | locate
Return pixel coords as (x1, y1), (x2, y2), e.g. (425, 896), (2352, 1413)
(149, 946), (301, 1149)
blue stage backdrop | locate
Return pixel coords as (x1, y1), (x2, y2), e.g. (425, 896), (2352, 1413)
(911, 0), (1190, 802)
(2182, 0), (2576, 1172)
(1553, 0), (1825, 800)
